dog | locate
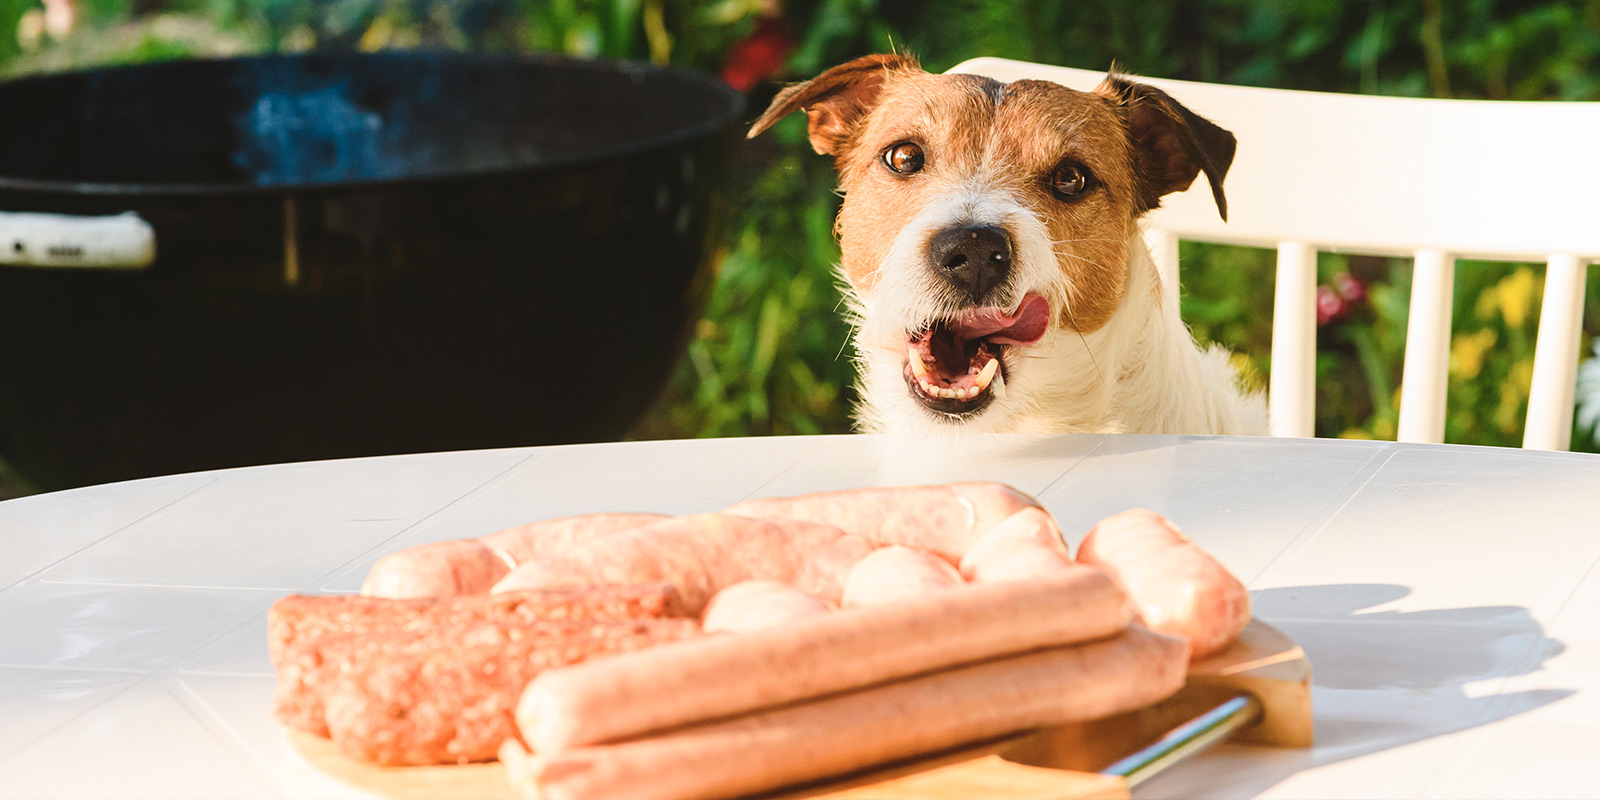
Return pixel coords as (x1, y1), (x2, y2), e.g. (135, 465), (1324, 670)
(748, 54), (1268, 437)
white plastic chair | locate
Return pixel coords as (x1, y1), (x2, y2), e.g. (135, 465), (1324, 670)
(949, 58), (1600, 450)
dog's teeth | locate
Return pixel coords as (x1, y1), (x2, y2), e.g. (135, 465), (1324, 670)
(974, 359), (1000, 391)
(909, 347), (930, 379)
(917, 376), (995, 402)
(991, 372), (1007, 399)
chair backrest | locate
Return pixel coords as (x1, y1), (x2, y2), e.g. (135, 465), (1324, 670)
(948, 57), (1600, 450)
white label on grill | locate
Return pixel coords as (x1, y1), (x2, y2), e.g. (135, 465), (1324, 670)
(0, 211), (156, 269)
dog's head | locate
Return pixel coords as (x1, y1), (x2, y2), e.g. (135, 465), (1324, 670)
(749, 54), (1235, 431)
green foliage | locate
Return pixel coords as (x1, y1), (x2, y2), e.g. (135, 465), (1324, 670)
(0, 0), (763, 74)
(637, 115), (859, 438)
(779, 0), (1600, 98)
(1183, 245), (1600, 451)
(0, 0), (39, 62)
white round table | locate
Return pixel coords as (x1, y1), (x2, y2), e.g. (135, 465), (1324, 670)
(2, 433), (1598, 799)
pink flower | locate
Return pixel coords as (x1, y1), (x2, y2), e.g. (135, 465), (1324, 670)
(1332, 272), (1367, 304)
(1317, 272), (1370, 326)
(1316, 286), (1346, 326)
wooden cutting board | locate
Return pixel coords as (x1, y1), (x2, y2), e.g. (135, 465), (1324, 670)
(282, 619), (1311, 799)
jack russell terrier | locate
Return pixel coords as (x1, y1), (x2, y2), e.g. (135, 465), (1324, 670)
(748, 54), (1268, 437)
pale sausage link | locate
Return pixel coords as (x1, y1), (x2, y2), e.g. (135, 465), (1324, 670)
(360, 513), (666, 599)
(517, 566), (1132, 753)
(840, 545), (964, 607)
(480, 513), (668, 565)
(700, 580), (832, 635)
(721, 482), (1043, 563)
(511, 625), (1188, 800)
(491, 514), (875, 613)
(961, 506), (1076, 582)
(1077, 508), (1252, 658)
(360, 540), (509, 599)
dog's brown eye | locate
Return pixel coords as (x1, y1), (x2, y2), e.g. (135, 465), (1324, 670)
(1050, 163), (1091, 199)
(883, 142), (925, 175)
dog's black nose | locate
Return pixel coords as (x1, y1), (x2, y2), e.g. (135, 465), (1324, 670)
(929, 224), (1012, 301)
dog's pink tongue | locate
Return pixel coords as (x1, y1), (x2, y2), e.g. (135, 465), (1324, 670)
(949, 294), (1050, 345)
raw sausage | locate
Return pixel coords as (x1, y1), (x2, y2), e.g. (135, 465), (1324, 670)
(721, 482), (1042, 562)
(1076, 508), (1251, 658)
(490, 514), (875, 613)
(517, 566), (1132, 753)
(701, 580), (832, 634)
(480, 513), (668, 565)
(360, 513), (668, 599)
(840, 545), (964, 607)
(509, 625), (1187, 800)
(963, 537), (1076, 583)
(360, 540), (512, 599)
(960, 506), (1075, 582)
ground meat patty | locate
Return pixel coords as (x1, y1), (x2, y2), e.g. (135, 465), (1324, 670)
(269, 584), (694, 755)
(267, 583), (686, 665)
(313, 618), (701, 766)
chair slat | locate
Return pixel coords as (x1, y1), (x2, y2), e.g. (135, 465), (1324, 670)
(951, 59), (1600, 263)
(1145, 227), (1181, 312)
(1397, 249), (1456, 444)
(950, 59), (1600, 450)
(1524, 254), (1589, 451)
(1269, 242), (1317, 438)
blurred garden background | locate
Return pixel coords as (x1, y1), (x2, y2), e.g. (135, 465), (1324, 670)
(2, 0), (1599, 496)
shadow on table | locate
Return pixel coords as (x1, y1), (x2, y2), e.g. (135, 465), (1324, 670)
(1137, 582), (1570, 798)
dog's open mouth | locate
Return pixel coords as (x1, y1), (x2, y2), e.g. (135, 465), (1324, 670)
(903, 294), (1050, 417)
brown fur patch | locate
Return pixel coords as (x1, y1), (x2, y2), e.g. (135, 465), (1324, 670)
(826, 71), (1140, 331)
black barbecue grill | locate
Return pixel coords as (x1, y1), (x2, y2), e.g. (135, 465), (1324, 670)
(0, 52), (743, 490)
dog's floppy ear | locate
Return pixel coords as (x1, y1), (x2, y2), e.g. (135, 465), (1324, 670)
(747, 53), (920, 156)
(1097, 74), (1236, 221)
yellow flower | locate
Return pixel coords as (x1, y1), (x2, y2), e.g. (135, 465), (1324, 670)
(1497, 358), (1535, 434)
(359, 16), (394, 52)
(1474, 266), (1538, 327)
(1449, 329), (1498, 380)
(1372, 417), (1398, 440)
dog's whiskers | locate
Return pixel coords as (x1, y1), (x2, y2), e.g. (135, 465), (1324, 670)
(1054, 251), (1112, 272)
(1046, 236), (1126, 246)
(835, 323), (856, 362)
(1058, 301), (1107, 390)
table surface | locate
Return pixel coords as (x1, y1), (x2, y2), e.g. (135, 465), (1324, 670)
(3, 433), (1600, 799)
